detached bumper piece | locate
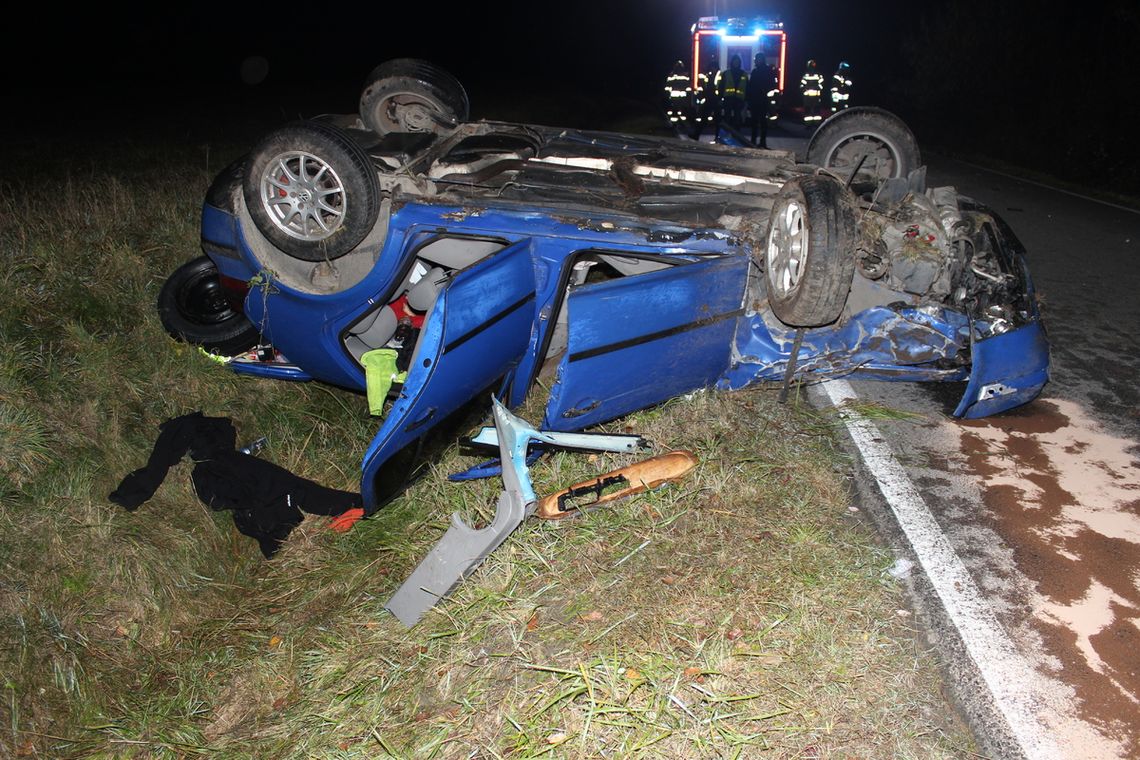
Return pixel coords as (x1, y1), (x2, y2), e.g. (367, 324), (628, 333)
(955, 321), (1049, 419)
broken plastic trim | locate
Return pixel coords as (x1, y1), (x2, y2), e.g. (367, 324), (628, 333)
(535, 450), (699, 520)
(384, 396), (650, 627)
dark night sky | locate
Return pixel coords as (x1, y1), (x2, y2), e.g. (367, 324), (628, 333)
(18, 1), (915, 128)
(12, 1), (1139, 194)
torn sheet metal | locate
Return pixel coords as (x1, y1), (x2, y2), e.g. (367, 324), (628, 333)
(954, 320), (1049, 419)
(720, 304), (972, 390)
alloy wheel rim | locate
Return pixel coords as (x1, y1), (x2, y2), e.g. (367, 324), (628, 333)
(259, 151), (347, 241)
(767, 200), (806, 297)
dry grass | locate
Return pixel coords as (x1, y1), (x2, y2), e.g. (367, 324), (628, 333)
(268, 390), (972, 759)
(0, 126), (976, 759)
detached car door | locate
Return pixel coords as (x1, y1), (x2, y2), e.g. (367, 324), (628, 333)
(544, 253), (748, 431)
(361, 240), (536, 511)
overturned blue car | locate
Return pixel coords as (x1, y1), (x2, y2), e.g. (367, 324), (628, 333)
(159, 59), (1049, 515)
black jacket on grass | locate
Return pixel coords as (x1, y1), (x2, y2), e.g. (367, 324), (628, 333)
(110, 411), (360, 557)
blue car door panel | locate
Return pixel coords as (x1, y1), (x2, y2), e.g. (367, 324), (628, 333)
(543, 254), (748, 431)
(360, 240), (537, 510)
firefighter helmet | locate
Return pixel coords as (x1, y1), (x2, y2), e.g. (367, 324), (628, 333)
(807, 59), (817, 69)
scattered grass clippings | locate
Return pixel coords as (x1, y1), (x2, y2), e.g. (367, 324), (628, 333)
(0, 123), (976, 759)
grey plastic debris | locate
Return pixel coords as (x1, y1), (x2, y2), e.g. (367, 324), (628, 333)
(384, 396), (650, 627)
(384, 479), (529, 627)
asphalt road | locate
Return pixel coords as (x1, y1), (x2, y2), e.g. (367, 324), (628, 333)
(798, 138), (1140, 757)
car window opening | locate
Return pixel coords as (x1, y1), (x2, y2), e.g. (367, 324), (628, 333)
(343, 236), (509, 365)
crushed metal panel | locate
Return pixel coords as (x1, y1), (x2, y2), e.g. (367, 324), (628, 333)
(954, 321), (1049, 419)
(722, 304), (971, 389)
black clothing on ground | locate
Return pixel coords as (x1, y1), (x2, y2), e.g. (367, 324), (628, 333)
(110, 411), (361, 557)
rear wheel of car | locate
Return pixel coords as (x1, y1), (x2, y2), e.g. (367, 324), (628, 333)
(805, 107), (921, 181)
(243, 120), (381, 261)
(158, 256), (260, 355)
(359, 58), (469, 137)
(762, 174), (857, 327)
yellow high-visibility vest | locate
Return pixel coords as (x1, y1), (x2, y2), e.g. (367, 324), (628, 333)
(720, 70), (748, 100)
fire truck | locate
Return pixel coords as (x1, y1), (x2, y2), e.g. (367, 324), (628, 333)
(691, 16), (787, 118)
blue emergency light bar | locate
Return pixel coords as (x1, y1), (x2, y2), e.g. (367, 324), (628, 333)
(695, 15), (783, 34)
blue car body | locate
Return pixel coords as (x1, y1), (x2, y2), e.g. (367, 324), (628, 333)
(186, 117), (1048, 513)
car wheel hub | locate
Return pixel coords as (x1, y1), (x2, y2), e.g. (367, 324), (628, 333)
(383, 94), (440, 132)
(828, 135), (897, 179)
(258, 151), (347, 242)
(179, 270), (237, 326)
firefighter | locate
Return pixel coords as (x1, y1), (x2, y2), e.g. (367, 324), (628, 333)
(745, 53), (772, 148)
(718, 54), (748, 128)
(690, 56), (721, 141)
(663, 60), (692, 126)
(800, 59), (825, 123)
(766, 64), (780, 122)
(830, 61), (852, 111)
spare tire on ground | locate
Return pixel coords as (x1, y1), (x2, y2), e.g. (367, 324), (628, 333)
(158, 256), (261, 355)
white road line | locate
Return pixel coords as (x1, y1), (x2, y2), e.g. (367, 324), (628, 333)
(822, 379), (1063, 760)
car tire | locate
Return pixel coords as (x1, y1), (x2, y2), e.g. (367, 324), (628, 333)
(762, 174), (857, 327)
(243, 120), (381, 262)
(805, 106), (921, 181)
(359, 58), (470, 137)
(158, 256), (261, 355)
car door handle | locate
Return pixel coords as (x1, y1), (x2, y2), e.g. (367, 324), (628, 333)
(404, 407), (437, 432)
(560, 400), (600, 419)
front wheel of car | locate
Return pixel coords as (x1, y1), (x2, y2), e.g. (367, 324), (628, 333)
(243, 120), (381, 261)
(158, 256), (261, 355)
(762, 174), (857, 327)
(805, 106), (921, 181)
(359, 58), (469, 137)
